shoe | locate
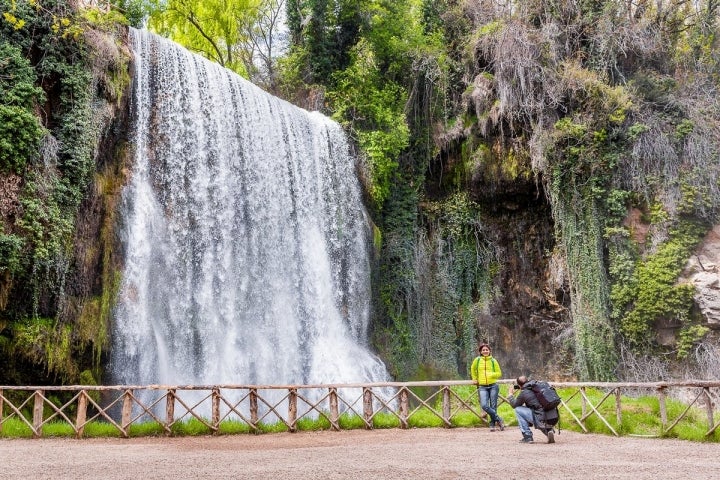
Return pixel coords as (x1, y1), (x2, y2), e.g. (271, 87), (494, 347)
(490, 427), (496, 432)
(498, 419), (505, 431)
(547, 430), (555, 444)
(519, 435), (534, 444)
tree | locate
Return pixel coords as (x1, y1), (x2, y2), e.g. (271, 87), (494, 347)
(148, 0), (260, 76)
(286, 0), (367, 84)
(239, 0), (288, 90)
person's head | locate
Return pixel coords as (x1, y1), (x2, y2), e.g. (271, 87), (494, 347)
(516, 375), (528, 387)
(478, 343), (491, 356)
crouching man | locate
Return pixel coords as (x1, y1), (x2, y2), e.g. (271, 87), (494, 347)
(506, 375), (556, 444)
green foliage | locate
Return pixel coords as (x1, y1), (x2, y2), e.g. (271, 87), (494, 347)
(604, 189), (631, 223)
(614, 221), (705, 349)
(554, 117), (588, 139)
(548, 171), (616, 380)
(424, 193), (479, 240)
(0, 105), (44, 172)
(0, 42), (46, 173)
(82, 4), (129, 29)
(16, 176), (75, 262)
(0, 42), (45, 108)
(148, 0), (259, 76)
(113, 0), (153, 28)
(627, 122), (649, 140)
(675, 119), (694, 140)
(0, 0), (130, 385)
(0, 232), (24, 273)
(548, 108), (622, 379)
(676, 325), (710, 359)
(329, 39), (409, 206)
(11, 317), (79, 378)
(287, 0), (367, 83)
(649, 202), (670, 224)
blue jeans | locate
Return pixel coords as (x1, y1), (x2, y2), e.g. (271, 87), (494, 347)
(514, 406), (534, 436)
(477, 383), (501, 426)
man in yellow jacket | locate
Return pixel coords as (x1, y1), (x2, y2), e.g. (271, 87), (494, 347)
(470, 343), (505, 431)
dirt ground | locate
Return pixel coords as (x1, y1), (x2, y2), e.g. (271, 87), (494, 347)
(1, 428), (718, 479)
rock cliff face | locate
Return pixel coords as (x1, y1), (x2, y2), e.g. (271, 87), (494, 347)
(0, 20), (133, 384)
(420, 122), (575, 380)
(681, 225), (720, 330)
(469, 179), (573, 379)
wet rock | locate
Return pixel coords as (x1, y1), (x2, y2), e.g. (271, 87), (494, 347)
(681, 225), (720, 329)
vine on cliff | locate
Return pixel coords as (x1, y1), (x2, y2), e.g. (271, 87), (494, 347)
(0, 0), (131, 383)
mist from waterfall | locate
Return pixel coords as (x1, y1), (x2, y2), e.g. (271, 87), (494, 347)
(109, 29), (389, 391)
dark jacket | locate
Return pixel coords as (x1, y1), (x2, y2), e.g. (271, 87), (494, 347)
(507, 380), (545, 420)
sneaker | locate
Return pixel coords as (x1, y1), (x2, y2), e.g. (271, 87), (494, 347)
(547, 430), (555, 444)
(490, 426), (496, 432)
(498, 419), (505, 431)
(519, 435), (534, 444)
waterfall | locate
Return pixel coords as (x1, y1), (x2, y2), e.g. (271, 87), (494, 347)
(109, 29), (389, 393)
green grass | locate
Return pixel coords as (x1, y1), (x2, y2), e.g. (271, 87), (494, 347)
(372, 411), (401, 429)
(295, 414), (332, 431)
(0, 418), (34, 438)
(83, 420), (125, 437)
(170, 417), (213, 436)
(217, 419), (253, 435)
(553, 387), (720, 442)
(128, 421), (167, 437)
(338, 412), (366, 430)
(1, 387), (718, 441)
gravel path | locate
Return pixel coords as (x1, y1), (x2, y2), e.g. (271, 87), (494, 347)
(2, 428), (719, 479)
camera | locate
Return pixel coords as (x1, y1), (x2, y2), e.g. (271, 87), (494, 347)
(513, 384), (520, 389)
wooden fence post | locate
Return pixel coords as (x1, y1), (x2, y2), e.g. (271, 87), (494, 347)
(249, 388), (258, 429)
(363, 387), (373, 429)
(75, 391), (88, 438)
(166, 389), (176, 434)
(0, 388), (4, 434)
(288, 388), (297, 432)
(122, 389), (133, 437)
(212, 388), (221, 433)
(329, 388), (339, 431)
(580, 387), (587, 431)
(399, 388), (409, 429)
(658, 387), (667, 432)
(442, 387), (451, 427)
(32, 389), (44, 438)
(615, 388), (622, 427)
(704, 387), (714, 433)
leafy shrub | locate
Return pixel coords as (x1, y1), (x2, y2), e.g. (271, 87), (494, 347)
(0, 232), (24, 273)
(0, 42), (46, 173)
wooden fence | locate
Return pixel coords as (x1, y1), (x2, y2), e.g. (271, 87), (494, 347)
(1, 380), (718, 439)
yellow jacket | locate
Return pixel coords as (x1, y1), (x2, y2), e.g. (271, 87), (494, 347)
(470, 355), (502, 385)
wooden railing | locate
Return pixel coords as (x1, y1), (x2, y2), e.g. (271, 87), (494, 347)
(1, 380), (718, 439)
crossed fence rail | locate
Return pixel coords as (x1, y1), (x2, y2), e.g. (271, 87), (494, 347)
(1, 380), (719, 439)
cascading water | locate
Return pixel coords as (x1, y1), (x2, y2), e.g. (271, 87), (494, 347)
(109, 29), (389, 397)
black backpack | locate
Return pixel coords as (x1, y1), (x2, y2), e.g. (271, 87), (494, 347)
(530, 380), (561, 411)
(528, 380), (561, 428)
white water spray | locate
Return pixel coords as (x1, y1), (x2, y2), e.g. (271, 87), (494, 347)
(109, 29), (389, 391)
